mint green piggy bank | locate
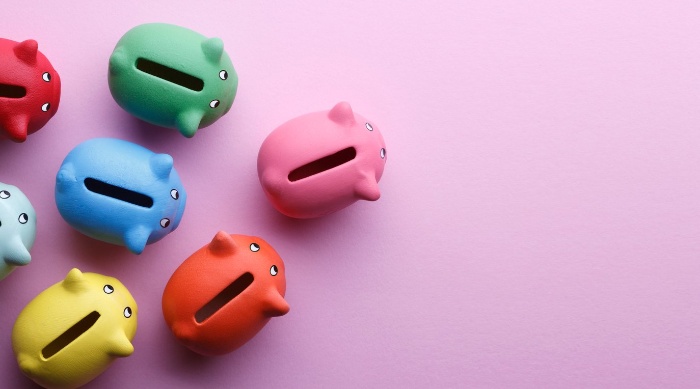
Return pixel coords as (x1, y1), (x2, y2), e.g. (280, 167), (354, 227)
(0, 182), (36, 280)
(108, 23), (238, 138)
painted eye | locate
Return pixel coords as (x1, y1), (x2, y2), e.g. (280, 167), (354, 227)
(270, 265), (278, 276)
(380, 148), (386, 159)
(42, 72), (51, 82)
(103, 285), (114, 294)
(18, 213), (28, 224)
(41, 103), (50, 112)
(210, 100), (220, 108)
(160, 218), (170, 228)
(124, 307), (132, 318)
(0, 190), (9, 199)
(250, 243), (260, 252)
(170, 189), (179, 200)
(366, 123), (374, 131)
(219, 70), (228, 80)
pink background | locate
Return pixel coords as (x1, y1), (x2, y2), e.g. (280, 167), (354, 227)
(1, 1), (699, 388)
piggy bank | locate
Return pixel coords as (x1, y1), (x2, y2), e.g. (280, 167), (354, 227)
(0, 38), (61, 142)
(55, 138), (187, 254)
(12, 268), (137, 389)
(162, 232), (289, 356)
(0, 182), (36, 280)
(257, 102), (387, 218)
(108, 23), (238, 138)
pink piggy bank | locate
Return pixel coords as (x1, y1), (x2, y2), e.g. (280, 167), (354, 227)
(257, 102), (387, 218)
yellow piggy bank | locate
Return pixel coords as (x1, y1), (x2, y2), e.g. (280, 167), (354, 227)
(12, 268), (137, 389)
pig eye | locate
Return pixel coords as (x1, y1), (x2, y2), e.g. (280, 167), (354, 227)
(219, 70), (228, 80)
(41, 103), (50, 112)
(365, 123), (373, 131)
(0, 190), (9, 199)
(270, 265), (278, 276)
(170, 189), (179, 200)
(124, 307), (132, 318)
(103, 285), (114, 294)
(42, 72), (51, 82)
(380, 148), (386, 159)
(18, 213), (28, 224)
(209, 100), (220, 108)
(160, 218), (170, 228)
(250, 243), (260, 252)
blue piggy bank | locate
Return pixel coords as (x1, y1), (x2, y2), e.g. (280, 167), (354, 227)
(55, 138), (187, 254)
(0, 182), (36, 280)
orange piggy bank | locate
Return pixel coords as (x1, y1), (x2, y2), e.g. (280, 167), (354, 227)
(162, 231), (289, 355)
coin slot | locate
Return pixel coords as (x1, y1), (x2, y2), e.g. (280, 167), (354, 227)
(136, 58), (204, 91)
(84, 177), (154, 208)
(195, 272), (254, 323)
(288, 147), (357, 182)
(41, 311), (101, 359)
(0, 83), (26, 98)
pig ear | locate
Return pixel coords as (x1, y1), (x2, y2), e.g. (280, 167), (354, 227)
(14, 40), (38, 64)
(263, 290), (290, 317)
(175, 110), (203, 138)
(354, 172), (381, 201)
(107, 331), (134, 357)
(63, 268), (88, 292)
(1, 114), (29, 143)
(124, 225), (151, 254)
(328, 102), (356, 126)
(150, 154), (173, 179)
(208, 231), (237, 256)
(3, 237), (31, 266)
(201, 37), (224, 63)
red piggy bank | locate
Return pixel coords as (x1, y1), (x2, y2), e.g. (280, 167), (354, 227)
(162, 232), (289, 356)
(0, 38), (61, 142)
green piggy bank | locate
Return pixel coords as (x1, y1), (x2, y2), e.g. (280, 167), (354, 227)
(108, 23), (238, 138)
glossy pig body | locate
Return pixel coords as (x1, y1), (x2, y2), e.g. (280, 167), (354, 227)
(55, 138), (187, 254)
(0, 38), (61, 142)
(12, 269), (137, 389)
(258, 102), (387, 218)
(0, 182), (36, 280)
(163, 232), (289, 356)
(108, 23), (238, 138)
